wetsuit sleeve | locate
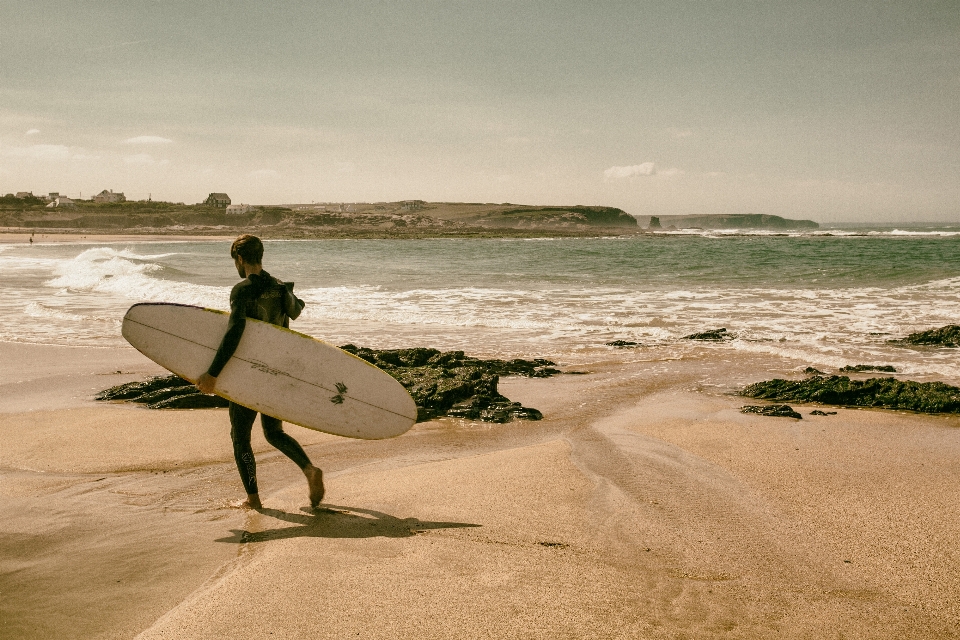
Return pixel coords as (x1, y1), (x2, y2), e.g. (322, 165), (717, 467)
(207, 284), (248, 377)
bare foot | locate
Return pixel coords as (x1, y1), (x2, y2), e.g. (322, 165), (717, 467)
(231, 494), (262, 510)
(304, 465), (324, 507)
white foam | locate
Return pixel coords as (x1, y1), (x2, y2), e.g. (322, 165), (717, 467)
(43, 247), (227, 308)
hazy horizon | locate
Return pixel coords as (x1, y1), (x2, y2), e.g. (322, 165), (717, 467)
(2, 1), (957, 223)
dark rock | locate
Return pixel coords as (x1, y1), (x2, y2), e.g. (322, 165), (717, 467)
(741, 404), (802, 419)
(684, 328), (733, 341)
(893, 325), (960, 348)
(149, 394), (230, 409)
(839, 365), (896, 373)
(99, 348), (552, 423)
(95, 374), (193, 401)
(647, 216), (662, 230)
(810, 410), (837, 416)
(96, 374), (229, 410)
(741, 376), (960, 414)
(337, 346), (553, 422)
(804, 367), (825, 376)
(605, 340), (640, 347)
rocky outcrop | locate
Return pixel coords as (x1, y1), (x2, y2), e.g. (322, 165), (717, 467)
(647, 214), (818, 230)
(647, 216), (662, 229)
(338, 346), (555, 421)
(97, 347), (557, 423)
(474, 206), (638, 229)
(893, 325), (960, 348)
(684, 328), (733, 341)
(605, 340), (640, 347)
(839, 365), (896, 373)
(741, 376), (960, 414)
(95, 375), (229, 409)
(741, 404), (802, 419)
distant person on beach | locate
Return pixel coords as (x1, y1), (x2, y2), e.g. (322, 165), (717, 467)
(196, 234), (324, 510)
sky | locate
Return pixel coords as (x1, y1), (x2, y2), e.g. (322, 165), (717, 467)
(1, 0), (958, 222)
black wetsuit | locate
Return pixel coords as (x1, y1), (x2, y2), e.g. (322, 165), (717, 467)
(208, 270), (308, 495)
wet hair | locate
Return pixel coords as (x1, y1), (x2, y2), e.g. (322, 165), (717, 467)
(230, 234), (263, 264)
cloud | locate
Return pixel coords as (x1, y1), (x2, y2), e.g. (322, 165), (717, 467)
(25, 128), (40, 136)
(604, 163), (656, 181)
(2, 144), (71, 160)
(248, 169), (279, 178)
(124, 135), (173, 145)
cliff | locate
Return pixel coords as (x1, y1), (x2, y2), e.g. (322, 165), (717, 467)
(640, 214), (819, 230)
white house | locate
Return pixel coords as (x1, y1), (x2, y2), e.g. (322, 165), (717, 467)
(226, 203), (254, 215)
(46, 196), (75, 208)
(93, 189), (126, 203)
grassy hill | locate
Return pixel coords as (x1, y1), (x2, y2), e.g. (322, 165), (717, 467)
(0, 199), (638, 237)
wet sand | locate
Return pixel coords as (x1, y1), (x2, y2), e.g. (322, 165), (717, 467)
(1, 341), (958, 638)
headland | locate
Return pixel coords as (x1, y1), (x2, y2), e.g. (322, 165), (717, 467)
(0, 195), (819, 238)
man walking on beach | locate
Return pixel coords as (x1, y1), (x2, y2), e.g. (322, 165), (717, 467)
(197, 234), (325, 510)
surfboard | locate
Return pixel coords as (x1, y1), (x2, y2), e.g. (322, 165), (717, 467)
(121, 303), (418, 439)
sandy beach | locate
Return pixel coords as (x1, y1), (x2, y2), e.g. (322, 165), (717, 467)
(2, 340), (958, 639)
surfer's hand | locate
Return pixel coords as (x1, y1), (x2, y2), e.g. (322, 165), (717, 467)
(197, 373), (217, 394)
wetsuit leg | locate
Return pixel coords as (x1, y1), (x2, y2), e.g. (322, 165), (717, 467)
(261, 414), (312, 470)
(229, 402), (259, 495)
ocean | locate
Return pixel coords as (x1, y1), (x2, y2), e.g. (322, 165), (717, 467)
(3, 227), (960, 381)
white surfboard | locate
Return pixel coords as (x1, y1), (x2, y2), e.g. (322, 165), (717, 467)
(121, 303), (418, 439)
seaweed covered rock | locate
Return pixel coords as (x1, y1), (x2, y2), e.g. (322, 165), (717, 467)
(339, 345), (553, 421)
(684, 328), (733, 341)
(741, 404), (802, 419)
(338, 346), (560, 379)
(96, 374), (229, 409)
(839, 365), (896, 373)
(893, 325), (960, 348)
(98, 348), (555, 423)
(741, 375), (960, 414)
(95, 374), (194, 401)
(605, 340), (640, 348)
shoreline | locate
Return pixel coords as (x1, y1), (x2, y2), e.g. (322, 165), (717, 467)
(0, 226), (646, 242)
(2, 342), (959, 637)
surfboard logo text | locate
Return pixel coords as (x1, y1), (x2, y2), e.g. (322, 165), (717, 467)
(250, 361), (286, 377)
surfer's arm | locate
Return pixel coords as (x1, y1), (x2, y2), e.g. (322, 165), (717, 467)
(203, 285), (250, 383)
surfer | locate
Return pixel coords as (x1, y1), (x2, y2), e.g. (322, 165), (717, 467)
(197, 234), (325, 510)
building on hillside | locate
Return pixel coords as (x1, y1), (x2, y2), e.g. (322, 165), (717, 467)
(46, 196), (75, 208)
(204, 193), (231, 208)
(401, 200), (425, 211)
(15, 191), (34, 199)
(93, 189), (126, 203)
(44, 192), (60, 202)
(226, 203), (254, 215)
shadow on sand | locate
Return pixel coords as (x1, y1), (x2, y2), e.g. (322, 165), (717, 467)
(216, 504), (480, 544)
